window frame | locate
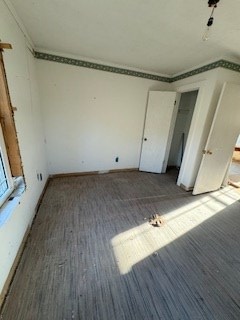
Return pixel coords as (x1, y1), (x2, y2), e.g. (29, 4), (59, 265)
(0, 123), (14, 206)
(0, 46), (23, 208)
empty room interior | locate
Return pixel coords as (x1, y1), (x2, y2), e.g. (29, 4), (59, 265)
(1, 0), (240, 319)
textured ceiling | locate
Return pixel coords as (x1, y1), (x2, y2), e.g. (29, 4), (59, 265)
(8, 0), (240, 75)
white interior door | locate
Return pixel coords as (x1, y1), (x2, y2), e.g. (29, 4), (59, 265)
(139, 91), (180, 173)
(193, 82), (240, 195)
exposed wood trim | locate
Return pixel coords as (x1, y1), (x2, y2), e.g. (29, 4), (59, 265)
(180, 183), (193, 192)
(50, 168), (138, 179)
(228, 181), (240, 189)
(0, 177), (50, 311)
(35, 178), (50, 213)
(109, 168), (138, 174)
(0, 52), (23, 176)
(0, 43), (12, 51)
(50, 171), (99, 179)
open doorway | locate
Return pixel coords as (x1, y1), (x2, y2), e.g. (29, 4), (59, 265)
(166, 90), (198, 180)
(228, 134), (240, 188)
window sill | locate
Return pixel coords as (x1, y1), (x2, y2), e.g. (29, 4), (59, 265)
(0, 176), (25, 227)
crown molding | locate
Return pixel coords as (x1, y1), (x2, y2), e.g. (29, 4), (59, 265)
(35, 51), (240, 83)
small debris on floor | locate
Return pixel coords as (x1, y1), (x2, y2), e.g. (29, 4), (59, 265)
(149, 213), (164, 227)
(153, 252), (158, 257)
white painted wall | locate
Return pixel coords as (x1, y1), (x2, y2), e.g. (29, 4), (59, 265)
(173, 68), (240, 189)
(0, 0), (48, 295)
(36, 59), (171, 174)
(37, 57), (240, 187)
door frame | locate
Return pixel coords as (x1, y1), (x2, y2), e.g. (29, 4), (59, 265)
(173, 80), (207, 190)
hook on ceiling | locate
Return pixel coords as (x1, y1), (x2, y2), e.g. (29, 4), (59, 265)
(202, 0), (221, 41)
(208, 0), (220, 8)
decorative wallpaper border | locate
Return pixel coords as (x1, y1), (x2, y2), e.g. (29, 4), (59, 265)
(34, 51), (171, 83)
(35, 51), (240, 83)
(171, 60), (240, 82)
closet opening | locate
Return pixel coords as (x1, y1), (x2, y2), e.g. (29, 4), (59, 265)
(166, 90), (199, 181)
